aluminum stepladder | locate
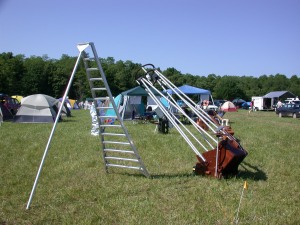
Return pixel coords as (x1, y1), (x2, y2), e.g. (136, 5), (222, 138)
(26, 42), (149, 209)
(79, 43), (149, 178)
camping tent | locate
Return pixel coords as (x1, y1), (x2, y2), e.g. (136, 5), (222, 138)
(221, 101), (237, 112)
(232, 98), (246, 108)
(105, 94), (121, 118)
(0, 93), (20, 120)
(68, 99), (79, 109)
(0, 102), (13, 120)
(165, 85), (211, 102)
(11, 95), (23, 103)
(14, 94), (61, 123)
(59, 98), (79, 109)
(165, 85), (210, 95)
(118, 86), (160, 120)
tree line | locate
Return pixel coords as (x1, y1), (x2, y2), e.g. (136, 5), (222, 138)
(1, 52), (299, 101)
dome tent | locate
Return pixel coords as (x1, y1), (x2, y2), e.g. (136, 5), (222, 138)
(221, 101), (237, 112)
(14, 94), (61, 123)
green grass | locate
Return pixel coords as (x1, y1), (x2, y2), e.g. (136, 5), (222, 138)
(1, 110), (299, 224)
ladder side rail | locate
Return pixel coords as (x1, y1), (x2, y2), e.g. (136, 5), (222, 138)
(139, 78), (206, 162)
(141, 78), (213, 151)
(26, 50), (85, 210)
(90, 43), (149, 177)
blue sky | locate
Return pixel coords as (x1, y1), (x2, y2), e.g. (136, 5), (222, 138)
(0, 0), (299, 77)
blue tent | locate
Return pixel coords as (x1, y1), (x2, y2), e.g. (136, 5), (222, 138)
(105, 94), (121, 117)
(165, 85), (210, 95)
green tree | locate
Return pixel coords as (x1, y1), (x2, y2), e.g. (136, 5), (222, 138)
(214, 76), (246, 100)
(288, 75), (300, 97)
(51, 54), (78, 98)
(22, 55), (54, 96)
(162, 67), (183, 86)
(0, 52), (25, 95)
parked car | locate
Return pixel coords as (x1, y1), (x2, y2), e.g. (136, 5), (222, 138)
(0, 94), (20, 115)
(276, 103), (300, 118)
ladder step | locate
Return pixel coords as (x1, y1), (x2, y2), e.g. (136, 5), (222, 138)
(90, 78), (102, 81)
(92, 88), (107, 91)
(97, 106), (113, 109)
(100, 124), (122, 128)
(102, 133), (126, 137)
(99, 115), (117, 119)
(105, 156), (138, 162)
(106, 163), (142, 170)
(94, 97), (108, 101)
(84, 57), (95, 61)
(103, 141), (130, 145)
(87, 68), (99, 71)
(104, 149), (135, 154)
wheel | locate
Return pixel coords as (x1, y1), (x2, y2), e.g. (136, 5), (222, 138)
(278, 113), (282, 118)
(293, 113), (296, 119)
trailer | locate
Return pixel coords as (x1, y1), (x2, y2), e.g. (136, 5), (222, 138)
(251, 96), (273, 111)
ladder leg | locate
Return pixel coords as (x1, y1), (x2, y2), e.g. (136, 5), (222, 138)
(79, 42), (149, 177)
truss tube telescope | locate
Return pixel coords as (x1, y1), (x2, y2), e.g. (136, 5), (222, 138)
(137, 64), (248, 178)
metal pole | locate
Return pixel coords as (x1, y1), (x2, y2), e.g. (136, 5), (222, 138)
(26, 49), (85, 210)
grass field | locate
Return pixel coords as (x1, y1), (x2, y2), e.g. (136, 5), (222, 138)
(1, 109), (299, 224)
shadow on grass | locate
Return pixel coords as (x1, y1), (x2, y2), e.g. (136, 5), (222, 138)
(108, 171), (195, 179)
(106, 162), (267, 181)
(150, 161), (267, 181)
(238, 161), (267, 181)
(150, 173), (196, 179)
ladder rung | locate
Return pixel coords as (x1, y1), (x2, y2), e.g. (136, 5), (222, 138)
(105, 156), (138, 162)
(92, 88), (106, 91)
(103, 141), (130, 145)
(84, 57), (95, 61)
(104, 149), (135, 154)
(87, 68), (98, 71)
(97, 106), (113, 109)
(90, 78), (102, 81)
(94, 97), (108, 101)
(99, 115), (118, 119)
(106, 163), (142, 170)
(102, 133), (126, 137)
(100, 124), (121, 128)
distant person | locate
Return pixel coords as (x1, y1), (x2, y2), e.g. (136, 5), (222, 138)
(248, 100), (254, 114)
(276, 100), (283, 108)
